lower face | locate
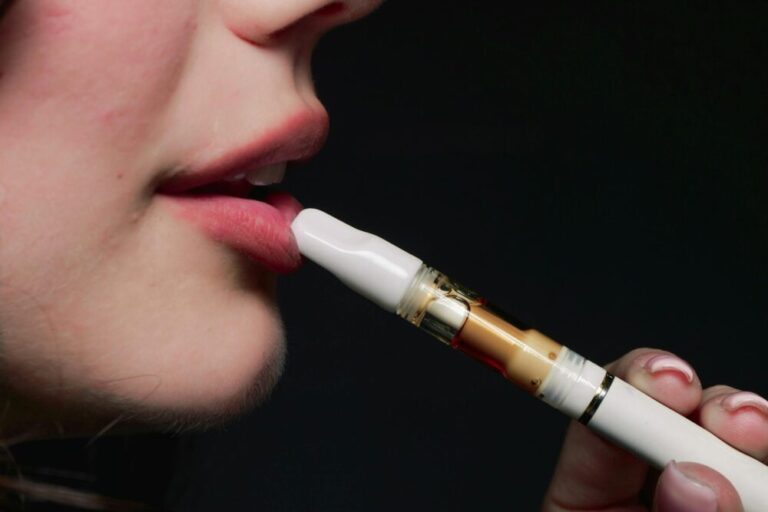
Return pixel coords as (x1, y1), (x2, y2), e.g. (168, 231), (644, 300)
(0, 0), (343, 433)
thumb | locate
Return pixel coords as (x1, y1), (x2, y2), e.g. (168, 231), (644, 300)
(653, 461), (743, 512)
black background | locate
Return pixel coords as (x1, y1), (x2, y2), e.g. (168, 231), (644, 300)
(12, 2), (768, 511)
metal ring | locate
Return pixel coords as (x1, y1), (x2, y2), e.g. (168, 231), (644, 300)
(578, 372), (614, 425)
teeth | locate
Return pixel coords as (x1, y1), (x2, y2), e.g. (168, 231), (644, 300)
(225, 172), (246, 182)
(246, 162), (286, 186)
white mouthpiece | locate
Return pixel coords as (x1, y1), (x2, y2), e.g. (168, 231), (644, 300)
(291, 209), (423, 312)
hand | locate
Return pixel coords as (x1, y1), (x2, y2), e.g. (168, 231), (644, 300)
(542, 348), (768, 512)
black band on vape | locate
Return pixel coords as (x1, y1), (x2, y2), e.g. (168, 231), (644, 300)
(578, 372), (615, 425)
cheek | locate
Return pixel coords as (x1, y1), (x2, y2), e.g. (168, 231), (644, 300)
(0, 0), (200, 305)
(0, 0), (197, 149)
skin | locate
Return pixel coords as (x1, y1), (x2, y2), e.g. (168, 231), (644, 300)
(0, 1), (763, 509)
(0, 0), (380, 433)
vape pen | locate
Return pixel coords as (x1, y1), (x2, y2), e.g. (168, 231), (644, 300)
(291, 208), (768, 511)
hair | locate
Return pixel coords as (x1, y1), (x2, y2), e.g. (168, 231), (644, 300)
(0, 474), (157, 511)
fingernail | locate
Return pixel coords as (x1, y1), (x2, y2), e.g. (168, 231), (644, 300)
(722, 391), (768, 416)
(643, 354), (694, 383)
(665, 461), (717, 512)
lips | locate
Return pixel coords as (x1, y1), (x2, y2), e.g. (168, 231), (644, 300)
(158, 109), (328, 273)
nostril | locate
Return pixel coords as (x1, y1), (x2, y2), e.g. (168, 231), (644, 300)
(315, 2), (346, 18)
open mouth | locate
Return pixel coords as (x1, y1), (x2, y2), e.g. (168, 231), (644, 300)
(157, 109), (328, 274)
(185, 162), (288, 201)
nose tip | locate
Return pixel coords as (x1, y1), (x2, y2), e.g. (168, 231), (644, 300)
(223, 0), (383, 47)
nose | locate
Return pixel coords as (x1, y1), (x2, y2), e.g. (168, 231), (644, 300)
(220, 0), (383, 46)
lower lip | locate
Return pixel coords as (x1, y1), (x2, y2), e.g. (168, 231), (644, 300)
(160, 191), (303, 273)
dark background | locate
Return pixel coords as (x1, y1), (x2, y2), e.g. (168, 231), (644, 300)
(12, 2), (768, 511)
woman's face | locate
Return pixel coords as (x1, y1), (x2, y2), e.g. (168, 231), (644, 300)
(0, 0), (379, 432)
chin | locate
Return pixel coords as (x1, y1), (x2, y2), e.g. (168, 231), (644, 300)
(8, 281), (289, 436)
(111, 293), (288, 432)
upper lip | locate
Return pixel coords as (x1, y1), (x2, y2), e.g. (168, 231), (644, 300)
(158, 109), (329, 194)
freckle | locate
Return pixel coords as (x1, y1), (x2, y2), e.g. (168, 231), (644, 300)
(101, 108), (125, 126)
(99, 106), (134, 128)
(42, 4), (74, 34)
(43, 4), (72, 17)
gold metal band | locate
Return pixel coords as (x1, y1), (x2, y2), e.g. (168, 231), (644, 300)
(578, 372), (614, 425)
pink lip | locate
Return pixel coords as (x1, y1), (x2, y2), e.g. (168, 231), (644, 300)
(158, 109), (327, 273)
(161, 191), (304, 273)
